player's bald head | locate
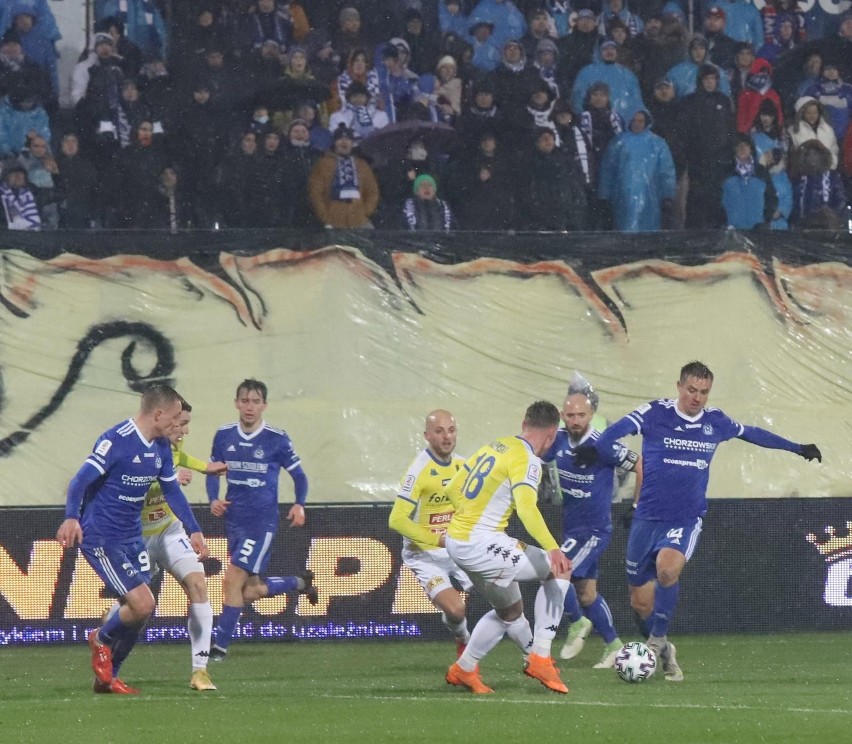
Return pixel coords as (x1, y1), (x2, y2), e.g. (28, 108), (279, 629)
(424, 409), (457, 459)
(425, 409), (455, 432)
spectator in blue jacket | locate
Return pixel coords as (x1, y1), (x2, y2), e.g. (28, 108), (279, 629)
(598, 107), (675, 231)
(750, 99), (792, 229)
(7, 7), (57, 105)
(801, 63), (852, 146)
(721, 134), (777, 229)
(439, 0), (471, 38)
(468, 0), (527, 50)
(469, 20), (502, 72)
(713, 0), (763, 51)
(668, 34), (731, 98)
(789, 139), (848, 228)
(95, 0), (168, 58)
(572, 39), (644, 121)
(0, 86), (50, 158)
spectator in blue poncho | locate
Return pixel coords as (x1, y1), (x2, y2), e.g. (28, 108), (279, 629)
(439, 0), (471, 38)
(800, 62), (852, 146)
(95, 0), (167, 58)
(721, 134), (777, 230)
(667, 34), (730, 98)
(0, 86), (50, 158)
(572, 39), (644, 122)
(598, 107), (675, 232)
(468, 0), (527, 50)
(7, 7), (57, 105)
(599, 0), (643, 39)
(712, 0), (763, 51)
(750, 99), (792, 229)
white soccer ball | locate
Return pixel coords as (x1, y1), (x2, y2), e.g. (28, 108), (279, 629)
(614, 641), (657, 683)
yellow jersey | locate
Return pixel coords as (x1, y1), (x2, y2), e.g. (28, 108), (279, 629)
(446, 435), (559, 551)
(388, 449), (464, 552)
(141, 441), (208, 538)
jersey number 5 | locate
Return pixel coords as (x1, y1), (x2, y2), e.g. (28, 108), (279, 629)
(461, 454), (496, 499)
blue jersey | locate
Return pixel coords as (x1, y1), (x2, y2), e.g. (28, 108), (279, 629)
(543, 428), (638, 534)
(208, 421), (301, 531)
(599, 399), (743, 522)
(74, 419), (179, 545)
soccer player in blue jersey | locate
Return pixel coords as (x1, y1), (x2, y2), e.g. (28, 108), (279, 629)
(542, 374), (642, 670)
(207, 378), (317, 660)
(56, 384), (209, 694)
(577, 361), (822, 681)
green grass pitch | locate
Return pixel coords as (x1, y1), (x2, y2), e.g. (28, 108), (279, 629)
(2, 633), (851, 744)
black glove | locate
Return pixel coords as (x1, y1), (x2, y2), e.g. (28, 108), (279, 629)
(621, 503), (637, 529)
(574, 444), (600, 467)
(799, 443), (822, 463)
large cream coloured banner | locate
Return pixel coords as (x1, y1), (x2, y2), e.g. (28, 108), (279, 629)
(0, 246), (848, 505)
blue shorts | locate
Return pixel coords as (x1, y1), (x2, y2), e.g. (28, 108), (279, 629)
(227, 527), (277, 576)
(560, 528), (612, 581)
(625, 516), (703, 586)
(80, 538), (151, 597)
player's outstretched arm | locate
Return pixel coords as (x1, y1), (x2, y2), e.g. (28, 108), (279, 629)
(577, 416), (639, 466)
(738, 426), (822, 462)
(799, 444), (822, 462)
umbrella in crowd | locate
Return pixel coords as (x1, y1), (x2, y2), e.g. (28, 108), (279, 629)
(358, 120), (459, 166)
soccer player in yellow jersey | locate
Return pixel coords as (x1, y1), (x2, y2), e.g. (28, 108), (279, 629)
(444, 401), (572, 695)
(105, 398), (226, 691)
(389, 410), (473, 656)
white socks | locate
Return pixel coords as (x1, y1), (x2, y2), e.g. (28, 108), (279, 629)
(189, 601), (213, 670)
(441, 612), (470, 643)
(458, 610), (532, 672)
(532, 578), (570, 658)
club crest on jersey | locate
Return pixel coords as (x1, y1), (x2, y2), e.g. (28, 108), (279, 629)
(254, 448), (264, 459)
(155, 457), (162, 469)
(703, 424), (713, 435)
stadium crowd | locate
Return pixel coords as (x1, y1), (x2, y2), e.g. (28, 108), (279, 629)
(0, 0), (850, 232)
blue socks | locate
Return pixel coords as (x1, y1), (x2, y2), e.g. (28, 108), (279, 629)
(99, 606), (128, 644)
(265, 576), (299, 596)
(650, 582), (680, 638)
(213, 604), (243, 650)
(634, 611), (651, 638)
(563, 583), (583, 623)
(110, 623), (141, 677)
(585, 595), (619, 644)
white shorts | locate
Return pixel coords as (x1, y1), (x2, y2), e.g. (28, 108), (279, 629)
(144, 520), (204, 583)
(446, 532), (551, 608)
(402, 547), (474, 600)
